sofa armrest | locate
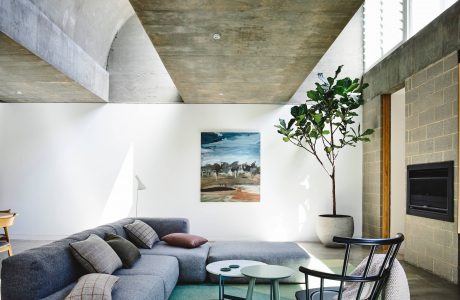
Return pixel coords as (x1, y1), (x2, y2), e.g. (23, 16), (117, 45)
(137, 218), (189, 238)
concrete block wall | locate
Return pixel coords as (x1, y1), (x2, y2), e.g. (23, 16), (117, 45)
(404, 51), (459, 283)
(363, 95), (382, 238)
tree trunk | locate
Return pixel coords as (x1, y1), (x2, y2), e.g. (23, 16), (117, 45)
(331, 167), (336, 216)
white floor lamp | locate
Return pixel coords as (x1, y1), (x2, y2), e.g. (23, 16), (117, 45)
(135, 175), (146, 217)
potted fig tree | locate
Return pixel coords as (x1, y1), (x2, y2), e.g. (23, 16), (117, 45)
(275, 66), (373, 247)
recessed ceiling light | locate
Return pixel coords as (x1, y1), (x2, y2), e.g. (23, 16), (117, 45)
(212, 33), (221, 40)
(219, 93), (224, 96)
(16, 91), (22, 95)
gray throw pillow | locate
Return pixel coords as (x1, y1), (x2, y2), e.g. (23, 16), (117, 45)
(70, 234), (122, 274)
(65, 273), (119, 300)
(124, 220), (159, 249)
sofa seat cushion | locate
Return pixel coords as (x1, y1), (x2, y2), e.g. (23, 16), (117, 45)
(139, 241), (210, 283)
(40, 275), (166, 300)
(114, 255), (178, 299)
(207, 241), (309, 283)
(112, 275), (166, 300)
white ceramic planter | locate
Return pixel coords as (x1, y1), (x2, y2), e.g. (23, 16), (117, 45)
(316, 215), (354, 247)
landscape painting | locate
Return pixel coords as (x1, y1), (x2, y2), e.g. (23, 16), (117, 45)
(201, 132), (260, 202)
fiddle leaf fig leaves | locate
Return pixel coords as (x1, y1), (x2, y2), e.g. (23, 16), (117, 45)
(363, 128), (375, 136)
(275, 65), (374, 216)
(313, 114), (322, 124)
(275, 65), (373, 169)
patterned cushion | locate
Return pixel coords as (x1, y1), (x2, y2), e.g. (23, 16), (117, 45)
(65, 273), (119, 300)
(124, 220), (159, 249)
(70, 234), (122, 274)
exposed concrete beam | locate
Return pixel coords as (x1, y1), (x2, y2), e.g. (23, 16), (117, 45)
(363, 1), (460, 98)
(0, 0), (109, 101)
(30, 0), (134, 68)
(0, 33), (106, 102)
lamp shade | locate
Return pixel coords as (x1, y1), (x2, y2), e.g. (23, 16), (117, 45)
(135, 175), (146, 190)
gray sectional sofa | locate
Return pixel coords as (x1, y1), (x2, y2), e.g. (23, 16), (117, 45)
(1, 218), (309, 300)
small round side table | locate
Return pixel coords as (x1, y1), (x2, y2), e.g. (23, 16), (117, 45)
(241, 265), (294, 300)
(206, 260), (266, 300)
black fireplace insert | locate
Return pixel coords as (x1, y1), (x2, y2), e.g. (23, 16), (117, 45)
(407, 161), (454, 222)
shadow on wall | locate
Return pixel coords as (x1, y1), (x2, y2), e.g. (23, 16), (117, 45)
(100, 143), (135, 224)
(258, 106), (328, 241)
(0, 104), (138, 239)
(298, 175), (312, 234)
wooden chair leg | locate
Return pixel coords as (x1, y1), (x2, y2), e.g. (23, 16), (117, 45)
(7, 245), (12, 256)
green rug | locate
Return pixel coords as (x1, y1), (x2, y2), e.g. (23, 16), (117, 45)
(169, 283), (304, 300)
(169, 260), (353, 300)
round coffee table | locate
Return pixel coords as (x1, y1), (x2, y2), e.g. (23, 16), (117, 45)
(206, 260), (266, 300)
(241, 265), (294, 300)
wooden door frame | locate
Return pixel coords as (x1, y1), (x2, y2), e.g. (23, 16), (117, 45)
(457, 51), (460, 235)
(457, 50), (460, 236)
(381, 94), (391, 239)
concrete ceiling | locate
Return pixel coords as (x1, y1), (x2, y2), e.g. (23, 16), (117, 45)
(130, 0), (363, 104)
(0, 33), (105, 103)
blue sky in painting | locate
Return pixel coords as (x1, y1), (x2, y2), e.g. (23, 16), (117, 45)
(201, 132), (260, 166)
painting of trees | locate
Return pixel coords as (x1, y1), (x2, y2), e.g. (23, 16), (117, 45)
(201, 132), (260, 202)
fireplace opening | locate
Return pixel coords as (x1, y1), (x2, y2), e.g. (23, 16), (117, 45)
(407, 161), (454, 222)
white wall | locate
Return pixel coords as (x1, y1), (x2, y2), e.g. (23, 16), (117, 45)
(290, 7), (363, 103)
(0, 103), (363, 241)
(390, 89), (406, 247)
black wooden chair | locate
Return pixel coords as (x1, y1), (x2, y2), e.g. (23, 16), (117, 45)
(296, 234), (404, 300)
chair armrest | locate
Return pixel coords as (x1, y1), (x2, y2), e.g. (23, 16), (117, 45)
(137, 218), (190, 238)
(299, 266), (381, 283)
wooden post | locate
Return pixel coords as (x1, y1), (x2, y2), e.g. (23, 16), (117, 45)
(457, 50), (460, 236)
(457, 50), (459, 284)
(381, 94), (391, 239)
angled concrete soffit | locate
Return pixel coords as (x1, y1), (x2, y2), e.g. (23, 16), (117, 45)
(0, 0), (111, 101)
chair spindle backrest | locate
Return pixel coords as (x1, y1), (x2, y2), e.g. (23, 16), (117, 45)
(301, 234), (404, 300)
(332, 233), (404, 300)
